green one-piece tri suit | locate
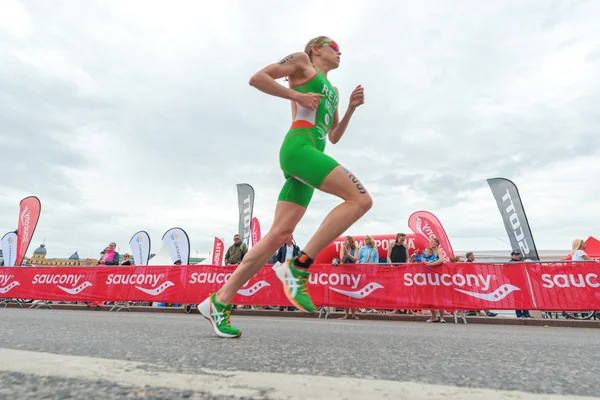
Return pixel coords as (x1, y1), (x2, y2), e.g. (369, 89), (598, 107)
(278, 67), (340, 208)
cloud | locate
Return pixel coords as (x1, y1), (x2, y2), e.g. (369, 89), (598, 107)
(1, 0), (599, 261)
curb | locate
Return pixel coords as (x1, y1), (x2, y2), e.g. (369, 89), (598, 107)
(3, 303), (599, 328)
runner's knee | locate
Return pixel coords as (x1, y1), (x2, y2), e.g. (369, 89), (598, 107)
(343, 170), (373, 213)
(355, 192), (373, 215)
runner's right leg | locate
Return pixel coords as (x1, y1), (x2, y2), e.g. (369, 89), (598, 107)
(300, 165), (373, 259)
(275, 134), (373, 313)
(277, 165), (373, 313)
(197, 196), (306, 338)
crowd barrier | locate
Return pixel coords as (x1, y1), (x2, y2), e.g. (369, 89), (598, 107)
(1, 262), (599, 311)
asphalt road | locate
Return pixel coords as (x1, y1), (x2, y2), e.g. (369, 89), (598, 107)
(0, 309), (598, 399)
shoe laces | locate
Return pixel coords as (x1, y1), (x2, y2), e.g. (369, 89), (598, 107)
(299, 275), (308, 295)
(223, 309), (232, 326)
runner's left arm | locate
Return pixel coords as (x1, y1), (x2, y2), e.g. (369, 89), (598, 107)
(328, 85), (364, 144)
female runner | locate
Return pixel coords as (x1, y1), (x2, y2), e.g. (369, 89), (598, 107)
(198, 36), (372, 338)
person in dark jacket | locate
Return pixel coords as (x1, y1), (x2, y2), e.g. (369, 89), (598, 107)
(224, 234), (248, 265)
(276, 235), (300, 311)
(276, 235), (300, 263)
(510, 250), (532, 318)
(99, 242), (120, 266)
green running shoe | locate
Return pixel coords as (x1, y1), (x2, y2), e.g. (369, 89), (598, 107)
(198, 293), (242, 338)
(275, 260), (316, 313)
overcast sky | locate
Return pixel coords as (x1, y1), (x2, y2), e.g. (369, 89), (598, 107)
(1, 0), (599, 260)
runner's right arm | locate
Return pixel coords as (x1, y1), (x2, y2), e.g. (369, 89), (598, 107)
(249, 52), (322, 109)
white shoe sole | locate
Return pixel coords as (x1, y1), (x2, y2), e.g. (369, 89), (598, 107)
(197, 297), (241, 339)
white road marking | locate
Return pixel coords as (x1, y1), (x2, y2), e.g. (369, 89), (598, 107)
(0, 348), (589, 399)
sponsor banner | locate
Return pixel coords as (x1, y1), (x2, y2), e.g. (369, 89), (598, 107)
(313, 234), (427, 264)
(2, 262), (597, 310)
(16, 196), (42, 267)
(250, 217), (261, 248)
(162, 227), (190, 265)
(1, 232), (18, 267)
(129, 231), (151, 266)
(408, 211), (455, 262)
(212, 237), (224, 266)
(524, 263), (600, 310)
(487, 178), (540, 261)
(236, 184), (255, 248)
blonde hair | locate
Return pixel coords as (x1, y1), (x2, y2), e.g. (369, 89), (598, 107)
(571, 239), (585, 255)
(344, 235), (357, 250)
(364, 235), (375, 248)
(304, 36), (330, 61)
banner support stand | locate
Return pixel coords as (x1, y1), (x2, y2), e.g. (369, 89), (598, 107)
(0, 298), (24, 308)
(109, 302), (131, 312)
(29, 300), (52, 309)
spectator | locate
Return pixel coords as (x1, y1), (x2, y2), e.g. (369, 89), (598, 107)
(571, 239), (592, 261)
(415, 247), (438, 263)
(510, 250), (522, 262)
(99, 242), (120, 266)
(465, 252), (475, 262)
(464, 252), (497, 317)
(424, 237), (447, 323)
(510, 250), (532, 318)
(387, 233), (409, 264)
(276, 234), (300, 263)
(89, 245), (117, 307)
(339, 236), (359, 320)
(121, 254), (132, 266)
(357, 235), (379, 264)
(274, 235), (300, 312)
(174, 260), (182, 265)
(98, 247), (109, 265)
(224, 234), (248, 265)
(340, 236), (358, 264)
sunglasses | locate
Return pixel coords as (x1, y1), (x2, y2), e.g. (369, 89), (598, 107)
(318, 40), (340, 52)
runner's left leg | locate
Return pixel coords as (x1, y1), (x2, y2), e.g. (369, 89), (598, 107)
(197, 179), (310, 338)
(215, 198), (307, 305)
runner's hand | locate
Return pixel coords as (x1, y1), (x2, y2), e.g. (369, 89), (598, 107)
(349, 85), (365, 109)
(294, 92), (323, 110)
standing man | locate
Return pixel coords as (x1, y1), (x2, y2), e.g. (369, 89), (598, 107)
(276, 234), (300, 264)
(276, 235), (301, 312)
(510, 250), (532, 318)
(224, 234), (248, 265)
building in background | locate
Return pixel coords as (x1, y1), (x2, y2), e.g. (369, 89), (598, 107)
(26, 244), (99, 266)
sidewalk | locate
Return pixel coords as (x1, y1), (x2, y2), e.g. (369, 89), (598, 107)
(4, 302), (599, 328)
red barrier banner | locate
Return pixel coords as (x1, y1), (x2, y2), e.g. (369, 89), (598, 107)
(1, 263), (598, 310)
(524, 263), (600, 311)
